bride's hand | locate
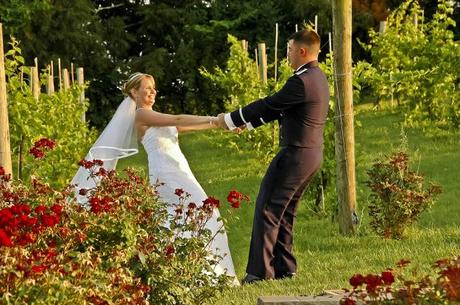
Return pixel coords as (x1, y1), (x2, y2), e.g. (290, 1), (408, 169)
(214, 113), (229, 130)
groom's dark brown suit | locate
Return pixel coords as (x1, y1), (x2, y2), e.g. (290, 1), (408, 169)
(225, 59), (329, 280)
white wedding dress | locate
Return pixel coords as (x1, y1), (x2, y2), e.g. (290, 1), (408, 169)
(141, 126), (238, 284)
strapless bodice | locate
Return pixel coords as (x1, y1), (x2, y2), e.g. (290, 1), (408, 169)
(141, 126), (178, 152)
(141, 126), (192, 176)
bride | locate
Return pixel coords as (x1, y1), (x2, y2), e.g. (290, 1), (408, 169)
(71, 72), (239, 285)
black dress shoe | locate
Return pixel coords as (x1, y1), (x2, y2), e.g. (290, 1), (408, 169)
(275, 272), (296, 280)
(241, 274), (263, 285)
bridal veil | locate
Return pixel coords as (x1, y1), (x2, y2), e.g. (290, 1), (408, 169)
(71, 96), (138, 203)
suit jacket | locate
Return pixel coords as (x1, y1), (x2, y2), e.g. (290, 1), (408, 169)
(229, 60), (330, 148)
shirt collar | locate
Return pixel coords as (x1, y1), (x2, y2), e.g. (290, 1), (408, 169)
(294, 60), (319, 72)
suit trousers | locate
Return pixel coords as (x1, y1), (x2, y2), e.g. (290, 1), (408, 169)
(246, 146), (322, 279)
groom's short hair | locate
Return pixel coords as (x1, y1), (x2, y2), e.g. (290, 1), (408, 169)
(290, 28), (321, 54)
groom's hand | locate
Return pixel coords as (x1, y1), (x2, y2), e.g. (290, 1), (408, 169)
(233, 125), (246, 134)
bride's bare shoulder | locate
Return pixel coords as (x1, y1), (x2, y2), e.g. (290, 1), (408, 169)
(135, 109), (175, 127)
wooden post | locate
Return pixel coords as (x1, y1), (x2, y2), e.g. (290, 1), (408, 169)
(254, 48), (259, 80)
(58, 58), (62, 91)
(70, 62), (74, 84)
(77, 67), (85, 122)
(274, 23), (279, 82)
(257, 43), (267, 84)
(47, 63), (55, 95)
(295, 24), (298, 32)
(32, 57), (40, 98)
(379, 21), (387, 34)
(332, 0), (357, 235)
(315, 15), (318, 32)
(241, 40), (248, 51)
(0, 23), (12, 177)
(63, 68), (70, 90)
(31, 66), (40, 100)
(328, 32), (332, 54)
(286, 42), (289, 60)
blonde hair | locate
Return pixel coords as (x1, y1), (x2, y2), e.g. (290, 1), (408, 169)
(122, 72), (154, 98)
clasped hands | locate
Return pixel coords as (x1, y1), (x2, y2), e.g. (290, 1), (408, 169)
(210, 113), (246, 134)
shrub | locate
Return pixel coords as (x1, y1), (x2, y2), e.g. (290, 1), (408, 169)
(356, 0), (460, 129)
(366, 151), (442, 239)
(341, 256), (460, 304)
(0, 140), (246, 304)
(5, 37), (96, 188)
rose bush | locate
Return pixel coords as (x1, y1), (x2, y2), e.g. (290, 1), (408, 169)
(366, 151), (442, 239)
(341, 257), (460, 305)
(0, 139), (248, 304)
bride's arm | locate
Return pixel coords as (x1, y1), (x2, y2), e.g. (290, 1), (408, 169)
(135, 109), (218, 129)
(176, 123), (218, 133)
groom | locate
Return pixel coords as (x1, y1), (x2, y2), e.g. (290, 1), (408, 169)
(216, 28), (330, 283)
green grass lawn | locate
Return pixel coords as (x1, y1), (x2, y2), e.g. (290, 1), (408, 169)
(118, 105), (460, 305)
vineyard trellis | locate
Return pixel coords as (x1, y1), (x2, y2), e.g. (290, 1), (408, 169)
(0, 23), (95, 187)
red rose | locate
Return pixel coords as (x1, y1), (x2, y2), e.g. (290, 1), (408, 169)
(18, 214), (29, 225)
(90, 203), (102, 214)
(175, 188), (185, 197)
(78, 159), (94, 169)
(364, 274), (382, 294)
(20, 204), (32, 215)
(231, 201), (240, 208)
(7, 217), (20, 229)
(381, 270), (395, 285)
(0, 229), (13, 247)
(2, 191), (15, 202)
(26, 216), (38, 227)
(349, 273), (365, 288)
(188, 202), (196, 210)
(17, 232), (36, 246)
(97, 168), (107, 176)
(226, 190), (249, 208)
(203, 196), (220, 209)
(31, 264), (48, 273)
(89, 197), (100, 205)
(50, 204), (63, 215)
(36, 138), (49, 148)
(93, 159), (104, 166)
(0, 208), (14, 226)
(41, 214), (58, 227)
(0, 167), (4, 176)
(79, 188), (88, 196)
(11, 204), (31, 215)
(29, 147), (45, 159)
(34, 205), (46, 214)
